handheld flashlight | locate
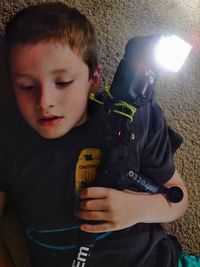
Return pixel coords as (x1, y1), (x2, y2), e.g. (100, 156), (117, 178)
(73, 34), (191, 267)
(104, 34), (191, 202)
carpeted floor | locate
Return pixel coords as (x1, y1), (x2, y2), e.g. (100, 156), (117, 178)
(0, 1), (199, 266)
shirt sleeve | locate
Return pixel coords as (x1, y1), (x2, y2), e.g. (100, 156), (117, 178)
(139, 101), (183, 186)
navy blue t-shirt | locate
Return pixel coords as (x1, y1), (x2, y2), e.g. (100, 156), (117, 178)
(0, 100), (182, 267)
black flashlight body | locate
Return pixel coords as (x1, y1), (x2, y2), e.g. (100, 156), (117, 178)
(100, 35), (183, 201)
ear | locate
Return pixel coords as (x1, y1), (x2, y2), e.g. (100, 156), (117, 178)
(89, 65), (102, 93)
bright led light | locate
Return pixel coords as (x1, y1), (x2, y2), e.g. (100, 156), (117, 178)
(154, 35), (192, 72)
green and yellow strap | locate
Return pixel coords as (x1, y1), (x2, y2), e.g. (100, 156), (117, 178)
(89, 85), (137, 122)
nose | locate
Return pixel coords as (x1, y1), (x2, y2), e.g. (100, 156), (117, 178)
(37, 85), (55, 111)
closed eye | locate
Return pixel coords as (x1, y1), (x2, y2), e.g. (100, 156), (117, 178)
(56, 81), (74, 88)
(19, 85), (36, 91)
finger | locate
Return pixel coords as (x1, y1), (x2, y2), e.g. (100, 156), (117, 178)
(80, 223), (112, 233)
(79, 187), (110, 200)
(79, 199), (108, 211)
(75, 210), (107, 221)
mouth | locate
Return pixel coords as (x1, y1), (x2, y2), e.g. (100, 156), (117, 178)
(38, 115), (64, 126)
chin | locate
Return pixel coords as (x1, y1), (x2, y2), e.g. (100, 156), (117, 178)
(35, 128), (70, 139)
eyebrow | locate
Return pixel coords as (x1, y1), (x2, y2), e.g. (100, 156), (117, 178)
(51, 69), (77, 76)
(13, 73), (33, 79)
(14, 69), (75, 79)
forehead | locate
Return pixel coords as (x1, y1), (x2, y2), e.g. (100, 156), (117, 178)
(9, 41), (86, 74)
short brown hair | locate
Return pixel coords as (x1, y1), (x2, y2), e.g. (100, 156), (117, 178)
(3, 2), (98, 78)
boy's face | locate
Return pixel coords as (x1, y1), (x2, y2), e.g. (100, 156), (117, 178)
(9, 41), (100, 139)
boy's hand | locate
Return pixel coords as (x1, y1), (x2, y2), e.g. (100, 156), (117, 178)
(75, 187), (143, 233)
(75, 171), (188, 233)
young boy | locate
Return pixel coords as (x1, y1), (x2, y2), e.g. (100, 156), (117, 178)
(0, 2), (188, 267)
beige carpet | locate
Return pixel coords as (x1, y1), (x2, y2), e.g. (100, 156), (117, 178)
(0, 0), (200, 266)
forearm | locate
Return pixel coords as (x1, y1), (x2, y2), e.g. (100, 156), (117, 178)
(132, 191), (187, 224)
(128, 170), (188, 224)
(0, 232), (16, 267)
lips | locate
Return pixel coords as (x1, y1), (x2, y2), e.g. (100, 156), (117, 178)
(38, 115), (63, 126)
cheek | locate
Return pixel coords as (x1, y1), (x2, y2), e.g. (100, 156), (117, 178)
(70, 92), (88, 110)
(61, 85), (89, 106)
(15, 92), (34, 112)
(15, 91), (25, 104)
